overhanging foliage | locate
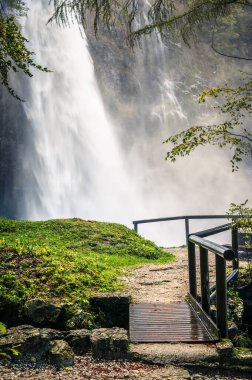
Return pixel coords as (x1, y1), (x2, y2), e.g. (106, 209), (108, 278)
(164, 78), (252, 171)
(0, 0), (49, 100)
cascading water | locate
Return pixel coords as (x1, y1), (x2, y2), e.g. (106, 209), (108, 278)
(22, 0), (138, 224)
(7, 0), (251, 246)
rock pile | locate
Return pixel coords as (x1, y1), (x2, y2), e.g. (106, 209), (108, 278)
(0, 325), (129, 368)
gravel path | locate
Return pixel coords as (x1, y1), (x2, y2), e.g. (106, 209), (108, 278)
(121, 247), (242, 303)
(0, 355), (251, 380)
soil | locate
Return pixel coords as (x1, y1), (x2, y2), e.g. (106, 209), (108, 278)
(121, 247), (242, 303)
(0, 355), (251, 380)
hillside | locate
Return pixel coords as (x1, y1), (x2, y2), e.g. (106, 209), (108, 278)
(0, 218), (173, 327)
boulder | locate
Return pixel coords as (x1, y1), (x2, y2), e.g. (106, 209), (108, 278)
(48, 340), (74, 368)
(90, 293), (130, 328)
(228, 323), (239, 340)
(216, 340), (234, 363)
(0, 300), (23, 326)
(65, 329), (91, 355)
(23, 298), (62, 326)
(238, 284), (252, 327)
(64, 309), (87, 330)
(40, 328), (65, 341)
(91, 327), (128, 359)
(0, 325), (63, 362)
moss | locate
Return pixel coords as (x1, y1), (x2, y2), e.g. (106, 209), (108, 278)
(0, 218), (173, 315)
(234, 347), (251, 355)
(221, 338), (232, 344)
(233, 334), (252, 349)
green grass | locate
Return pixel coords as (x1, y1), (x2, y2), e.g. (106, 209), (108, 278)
(0, 218), (173, 310)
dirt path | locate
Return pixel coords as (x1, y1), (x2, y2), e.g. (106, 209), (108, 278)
(121, 248), (188, 303)
(0, 355), (251, 380)
(121, 247), (242, 303)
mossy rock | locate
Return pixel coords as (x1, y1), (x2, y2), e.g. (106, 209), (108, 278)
(48, 340), (74, 368)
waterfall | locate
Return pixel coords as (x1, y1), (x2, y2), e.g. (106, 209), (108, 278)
(21, 0), (137, 224)
(8, 0), (250, 246)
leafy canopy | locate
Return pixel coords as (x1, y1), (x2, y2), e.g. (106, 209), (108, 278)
(50, 0), (250, 45)
(1, 0), (250, 99)
(0, 0), (49, 101)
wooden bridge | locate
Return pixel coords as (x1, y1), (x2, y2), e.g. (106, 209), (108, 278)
(130, 218), (239, 343)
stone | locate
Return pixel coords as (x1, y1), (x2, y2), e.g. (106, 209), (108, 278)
(228, 323), (239, 340)
(64, 309), (86, 330)
(90, 293), (130, 329)
(23, 298), (62, 326)
(233, 347), (252, 366)
(65, 329), (91, 355)
(39, 328), (65, 341)
(129, 343), (219, 365)
(238, 284), (252, 325)
(91, 327), (128, 359)
(0, 325), (63, 362)
(48, 340), (74, 368)
(216, 340), (233, 363)
(0, 299), (23, 326)
(243, 297), (252, 325)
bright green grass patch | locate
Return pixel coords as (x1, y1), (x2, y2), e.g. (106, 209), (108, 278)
(0, 218), (173, 309)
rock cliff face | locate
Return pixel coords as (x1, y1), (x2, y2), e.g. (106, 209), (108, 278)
(86, 21), (247, 134)
(85, 14), (251, 166)
(0, 85), (31, 218)
(85, 16), (250, 191)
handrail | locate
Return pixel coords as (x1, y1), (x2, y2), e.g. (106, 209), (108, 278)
(133, 214), (239, 225)
(193, 223), (232, 238)
(132, 214), (249, 245)
(188, 223), (239, 339)
(189, 235), (234, 260)
(132, 213), (241, 339)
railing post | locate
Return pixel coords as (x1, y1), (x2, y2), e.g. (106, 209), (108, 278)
(215, 255), (228, 338)
(199, 247), (210, 315)
(232, 225), (239, 271)
(188, 240), (197, 298)
(185, 218), (189, 245)
(133, 222), (138, 233)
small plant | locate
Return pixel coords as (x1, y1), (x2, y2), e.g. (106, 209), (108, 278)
(0, 322), (19, 360)
(0, 322), (6, 334)
(233, 333), (252, 349)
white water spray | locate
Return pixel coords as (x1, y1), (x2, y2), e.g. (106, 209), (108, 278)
(20, 1), (252, 247)
(22, 0), (138, 224)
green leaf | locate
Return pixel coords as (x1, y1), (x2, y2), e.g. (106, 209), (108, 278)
(0, 322), (6, 334)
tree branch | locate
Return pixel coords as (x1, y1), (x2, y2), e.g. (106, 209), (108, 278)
(211, 22), (252, 61)
(209, 0), (252, 60)
(228, 132), (252, 143)
(131, 0), (227, 41)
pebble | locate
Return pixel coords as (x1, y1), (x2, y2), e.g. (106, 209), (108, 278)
(0, 355), (251, 380)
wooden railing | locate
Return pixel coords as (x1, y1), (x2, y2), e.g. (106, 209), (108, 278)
(132, 215), (245, 338)
(188, 223), (238, 338)
(133, 214), (244, 244)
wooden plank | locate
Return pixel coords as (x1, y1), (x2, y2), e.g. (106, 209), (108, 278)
(129, 301), (219, 343)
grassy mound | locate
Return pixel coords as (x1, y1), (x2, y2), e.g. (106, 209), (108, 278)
(0, 218), (173, 311)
